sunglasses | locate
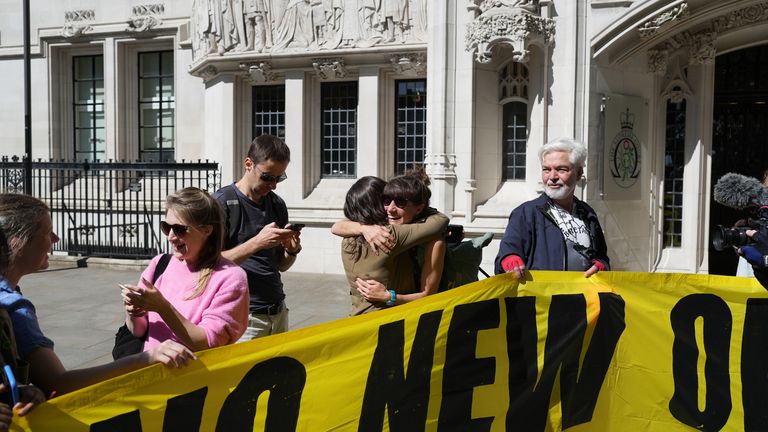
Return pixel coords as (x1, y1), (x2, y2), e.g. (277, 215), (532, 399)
(382, 196), (408, 209)
(254, 165), (287, 183)
(160, 221), (192, 238)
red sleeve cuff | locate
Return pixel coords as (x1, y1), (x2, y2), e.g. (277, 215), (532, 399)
(592, 260), (606, 272)
(501, 254), (525, 272)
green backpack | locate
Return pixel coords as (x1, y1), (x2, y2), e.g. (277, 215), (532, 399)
(414, 232), (494, 292)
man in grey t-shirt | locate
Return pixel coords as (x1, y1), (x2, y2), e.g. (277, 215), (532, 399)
(214, 135), (301, 340)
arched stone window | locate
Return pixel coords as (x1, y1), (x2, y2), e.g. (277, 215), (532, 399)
(500, 62), (529, 180)
(661, 74), (692, 249)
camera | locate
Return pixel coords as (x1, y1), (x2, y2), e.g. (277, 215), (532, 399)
(711, 207), (768, 251)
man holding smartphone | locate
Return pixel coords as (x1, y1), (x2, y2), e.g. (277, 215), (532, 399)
(213, 135), (301, 340)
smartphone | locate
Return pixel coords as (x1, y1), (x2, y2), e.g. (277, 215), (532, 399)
(289, 223), (306, 232)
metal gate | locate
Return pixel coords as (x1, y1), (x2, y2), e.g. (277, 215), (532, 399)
(0, 156), (220, 259)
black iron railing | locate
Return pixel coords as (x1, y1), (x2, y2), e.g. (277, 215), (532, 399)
(0, 156), (220, 259)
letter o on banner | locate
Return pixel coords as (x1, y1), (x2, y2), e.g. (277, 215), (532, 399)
(669, 294), (732, 431)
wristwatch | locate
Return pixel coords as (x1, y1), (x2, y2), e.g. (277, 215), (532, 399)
(286, 245), (302, 256)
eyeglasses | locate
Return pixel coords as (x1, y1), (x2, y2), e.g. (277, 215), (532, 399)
(160, 221), (191, 238)
(254, 165), (287, 183)
(382, 195), (408, 209)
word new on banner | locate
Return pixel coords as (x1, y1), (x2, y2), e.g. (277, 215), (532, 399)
(11, 271), (767, 431)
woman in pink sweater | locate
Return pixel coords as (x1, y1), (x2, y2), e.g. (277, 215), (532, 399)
(122, 187), (249, 352)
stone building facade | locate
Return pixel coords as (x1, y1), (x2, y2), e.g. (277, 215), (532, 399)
(0, 0), (766, 275)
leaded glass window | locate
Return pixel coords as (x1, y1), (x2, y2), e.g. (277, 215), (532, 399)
(138, 51), (175, 162)
(73, 55), (105, 161)
(321, 82), (358, 178)
(395, 79), (427, 175)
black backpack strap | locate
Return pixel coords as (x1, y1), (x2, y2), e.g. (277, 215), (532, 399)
(220, 185), (242, 248)
(152, 253), (172, 284)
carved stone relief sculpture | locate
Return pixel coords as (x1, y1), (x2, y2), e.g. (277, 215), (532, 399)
(190, 0), (430, 61)
(409, 0), (428, 41)
(62, 10), (95, 38)
(191, 0), (219, 59)
(377, 0), (409, 43)
(273, 0), (314, 50)
(127, 4), (166, 32)
(465, 0), (554, 64)
(237, 0), (273, 52)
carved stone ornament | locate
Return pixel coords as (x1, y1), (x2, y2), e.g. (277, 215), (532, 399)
(647, 2), (768, 71)
(127, 4), (165, 32)
(711, 3), (768, 33)
(240, 61), (274, 83)
(312, 58), (348, 80)
(61, 10), (95, 38)
(638, 2), (689, 40)
(198, 65), (218, 81)
(390, 53), (426, 76)
(466, 0), (483, 13)
(465, 1), (554, 64)
(661, 61), (693, 103)
(688, 31), (716, 65)
(664, 81), (691, 104)
(647, 49), (668, 75)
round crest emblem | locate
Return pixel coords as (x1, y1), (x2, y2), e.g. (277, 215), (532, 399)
(609, 108), (641, 188)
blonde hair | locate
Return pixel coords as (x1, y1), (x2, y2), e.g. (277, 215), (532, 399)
(165, 187), (224, 300)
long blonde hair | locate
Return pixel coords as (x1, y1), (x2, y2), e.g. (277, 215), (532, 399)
(165, 187), (224, 300)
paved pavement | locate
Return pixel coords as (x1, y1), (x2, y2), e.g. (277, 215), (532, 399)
(21, 259), (350, 370)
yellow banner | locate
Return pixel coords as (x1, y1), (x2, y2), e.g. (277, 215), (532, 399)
(10, 271), (768, 431)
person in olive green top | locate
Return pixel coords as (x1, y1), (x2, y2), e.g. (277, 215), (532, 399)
(333, 176), (448, 315)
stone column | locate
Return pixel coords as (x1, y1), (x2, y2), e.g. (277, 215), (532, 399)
(357, 66), (380, 176)
(204, 75), (236, 185)
(425, 0), (456, 216)
(454, 3), (477, 224)
(685, 61), (715, 273)
(103, 37), (117, 161)
(282, 70), (306, 202)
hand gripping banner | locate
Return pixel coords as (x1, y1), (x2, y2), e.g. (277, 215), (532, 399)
(10, 271), (768, 431)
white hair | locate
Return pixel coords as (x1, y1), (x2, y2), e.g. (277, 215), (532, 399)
(538, 137), (587, 171)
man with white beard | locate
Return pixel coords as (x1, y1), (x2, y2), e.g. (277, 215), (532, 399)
(494, 137), (610, 280)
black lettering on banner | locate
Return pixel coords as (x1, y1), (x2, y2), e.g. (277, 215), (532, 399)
(162, 387), (208, 431)
(358, 310), (443, 432)
(742, 299), (768, 430)
(506, 293), (626, 430)
(438, 300), (500, 432)
(216, 357), (306, 432)
(90, 410), (142, 432)
(669, 294), (732, 431)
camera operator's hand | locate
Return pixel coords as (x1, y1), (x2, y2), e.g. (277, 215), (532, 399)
(740, 228), (768, 268)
